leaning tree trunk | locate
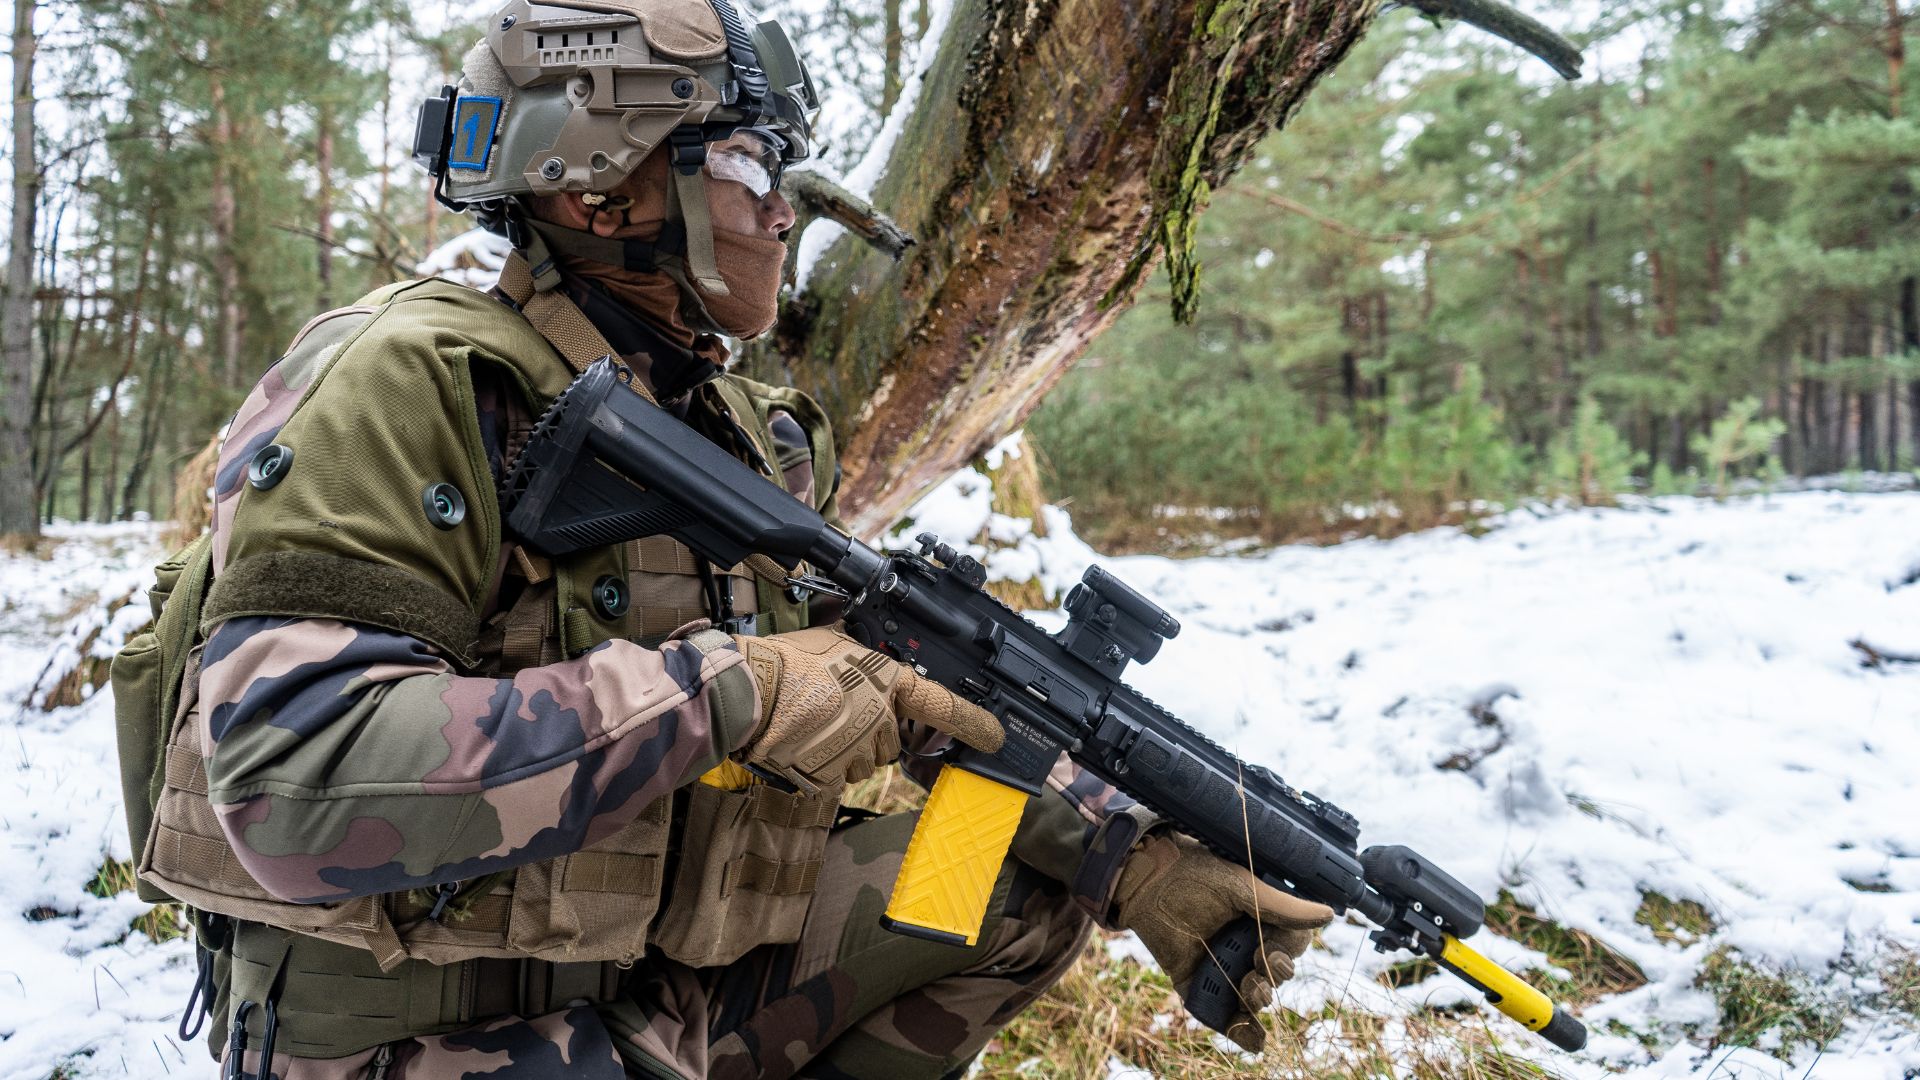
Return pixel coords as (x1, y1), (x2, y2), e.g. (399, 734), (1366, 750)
(1, 0), (39, 537)
(747, 0), (1382, 535)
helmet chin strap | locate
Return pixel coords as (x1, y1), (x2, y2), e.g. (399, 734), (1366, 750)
(668, 165), (731, 299)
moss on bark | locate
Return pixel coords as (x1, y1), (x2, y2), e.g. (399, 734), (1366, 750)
(748, 0), (1382, 533)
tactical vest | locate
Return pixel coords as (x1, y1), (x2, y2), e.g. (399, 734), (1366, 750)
(120, 271), (846, 1064)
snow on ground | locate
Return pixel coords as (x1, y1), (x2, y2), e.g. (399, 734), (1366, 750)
(901, 473), (1920, 1078)
(3, 488), (1919, 1078)
(0, 522), (200, 1080)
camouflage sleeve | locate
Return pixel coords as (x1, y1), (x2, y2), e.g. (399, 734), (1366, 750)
(197, 614), (760, 904)
(900, 728), (1157, 928)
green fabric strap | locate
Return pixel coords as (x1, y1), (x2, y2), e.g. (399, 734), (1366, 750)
(562, 607), (601, 658)
(670, 167), (728, 296)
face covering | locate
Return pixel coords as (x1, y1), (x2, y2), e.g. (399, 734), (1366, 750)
(698, 226), (787, 339)
(562, 147), (788, 340)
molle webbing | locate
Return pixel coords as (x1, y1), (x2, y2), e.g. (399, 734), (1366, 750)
(627, 534), (764, 642)
(725, 852), (819, 896)
(224, 921), (631, 1060)
(204, 551), (482, 668)
(144, 733), (408, 970)
(741, 783), (840, 829)
(114, 532), (214, 902)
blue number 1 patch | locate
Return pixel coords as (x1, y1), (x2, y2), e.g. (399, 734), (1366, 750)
(447, 96), (502, 171)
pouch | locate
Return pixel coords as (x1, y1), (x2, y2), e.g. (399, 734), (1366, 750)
(649, 775), (841, 967)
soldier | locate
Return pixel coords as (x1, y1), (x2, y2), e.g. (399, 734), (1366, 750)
(139, 1), (1332, 1075)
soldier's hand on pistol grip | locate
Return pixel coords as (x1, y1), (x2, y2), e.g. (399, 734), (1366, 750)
(1112, 830), (1335, 1052)
(732, 627), (1004, 792)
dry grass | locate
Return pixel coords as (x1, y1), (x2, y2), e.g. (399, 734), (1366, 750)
(1066, 502), (1499, 558)
(979, 933), (1571, 1079)
(1696, 946), (1845, 1054)
(976, 444), (1054, 611)
(1633, 890), (1716, 946)
(167, 431), (222, 549)
(0, 530), (57, 558)
(85, 856), (188, 945)
(1483, 892), (1646, 1007)
(32, 590), (144, 710)
(1881, 943), (1920, 1023)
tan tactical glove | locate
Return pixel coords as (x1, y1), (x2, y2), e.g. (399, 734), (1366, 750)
(1112, 830), (1335, 1052)
(732, 627), (1003, 792)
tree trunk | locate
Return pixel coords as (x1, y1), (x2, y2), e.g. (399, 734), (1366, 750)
(121, 351), (168, 521)
(102, 403), (122, 522)
(76, 423), (92, 522)
(317, 102), (336, 310)
(1861, 388), (1879, 471)
(1779, 363), (1798, 474)
(1702, 155), (1722, 326)
(121, 214), (179, 520)
(1584, 206), (1603, 361)
(881, 0), (905, 118)
(0, 0), (39, 537)
(1904, 275), (1920, 467)
(210, 74), (246, 386)
(1641, 178), (1676, 339)
(752, 0), (1383, 534)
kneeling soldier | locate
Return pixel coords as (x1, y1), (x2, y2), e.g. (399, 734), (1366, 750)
(136, 2), (1331, 1075)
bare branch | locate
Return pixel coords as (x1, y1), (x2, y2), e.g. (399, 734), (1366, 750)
(781, 170), (915, 259)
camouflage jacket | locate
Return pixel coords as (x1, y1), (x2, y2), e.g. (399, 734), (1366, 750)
(188, 274), (1151, 1071)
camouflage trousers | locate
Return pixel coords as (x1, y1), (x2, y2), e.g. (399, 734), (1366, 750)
(220, 811), (1093, 1079)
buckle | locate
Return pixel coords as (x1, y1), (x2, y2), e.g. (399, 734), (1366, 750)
(667, 128), (707, 175)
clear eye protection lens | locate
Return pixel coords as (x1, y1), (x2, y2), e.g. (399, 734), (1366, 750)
(705, 129), (786, 199)
(706, 149), (776, 198)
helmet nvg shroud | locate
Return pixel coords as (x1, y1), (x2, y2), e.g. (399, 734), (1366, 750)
(412, 0), (817, 300)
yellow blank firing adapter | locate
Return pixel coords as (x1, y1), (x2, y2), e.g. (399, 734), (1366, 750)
(1438, 934), (1587, 1050)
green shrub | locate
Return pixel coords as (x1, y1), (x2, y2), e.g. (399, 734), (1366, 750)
(1691, 398), (1786, 497)
(1031, 362), (1526, 547)
(1548, 398), (1642, 506)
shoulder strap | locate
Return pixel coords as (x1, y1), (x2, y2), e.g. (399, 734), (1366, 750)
(495, 242), (658, 406)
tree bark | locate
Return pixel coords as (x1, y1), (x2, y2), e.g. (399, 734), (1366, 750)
(1905, 275), (1920, 467)
(1861, 388), (1879, 471)
(1, 0), (39, 537)
(209, 74), (246, 387)
(317, 102), (336, 310)
(881, 0), (905, 118)
(1702, 155), (1721, 326)
(749, 0), (1382, 534)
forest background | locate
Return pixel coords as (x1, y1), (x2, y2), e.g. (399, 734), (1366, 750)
(0, 0), (1915, 548)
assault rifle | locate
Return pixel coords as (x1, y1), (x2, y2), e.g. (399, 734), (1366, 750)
(500, 358), (1587, 1052)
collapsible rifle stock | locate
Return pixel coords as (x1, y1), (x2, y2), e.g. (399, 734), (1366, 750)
(500, 359), (1587, 1052)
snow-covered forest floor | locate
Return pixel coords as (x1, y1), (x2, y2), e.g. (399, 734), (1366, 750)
(3, 484), (1919, 1079)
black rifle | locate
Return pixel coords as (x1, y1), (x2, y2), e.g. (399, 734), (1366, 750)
(500, 359), (1587, 1051)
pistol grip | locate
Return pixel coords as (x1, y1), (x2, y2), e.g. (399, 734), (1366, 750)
(880, 765), (1027, 946)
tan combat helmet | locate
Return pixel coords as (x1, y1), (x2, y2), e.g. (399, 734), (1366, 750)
(412, 0), (816, 301)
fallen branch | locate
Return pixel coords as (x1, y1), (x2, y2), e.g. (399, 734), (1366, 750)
(1849, 638), (1920, 668)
